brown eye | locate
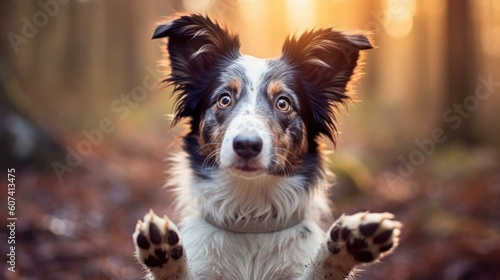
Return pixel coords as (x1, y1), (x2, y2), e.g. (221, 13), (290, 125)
(218, 93), (232, 108)
(276, 97), (291, 111)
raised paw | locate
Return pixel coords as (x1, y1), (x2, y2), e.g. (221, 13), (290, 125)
(327, 212), (402, 264)
(133, 210), (185, 270)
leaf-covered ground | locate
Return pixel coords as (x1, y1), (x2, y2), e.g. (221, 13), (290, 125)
(1, 135), (499, 280)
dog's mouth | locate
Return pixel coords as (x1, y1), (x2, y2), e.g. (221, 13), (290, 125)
(236, 165), (259, 172)
(229, 162), (267, 178)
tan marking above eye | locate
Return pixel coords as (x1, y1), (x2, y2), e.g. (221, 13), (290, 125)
(227, 79), (241, 93)
(267, 80), (285, 99)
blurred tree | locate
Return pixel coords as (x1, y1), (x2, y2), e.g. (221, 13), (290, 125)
(0, 0), (64, 168)
(445, 0), (477, 145)
(0, 81), (65, 169)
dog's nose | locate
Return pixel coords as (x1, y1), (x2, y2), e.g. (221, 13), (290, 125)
(233, 135), (263, 159)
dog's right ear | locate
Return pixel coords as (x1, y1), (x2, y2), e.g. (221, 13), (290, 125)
(153, 14), (241, 126)
(281, 29), (372, 144)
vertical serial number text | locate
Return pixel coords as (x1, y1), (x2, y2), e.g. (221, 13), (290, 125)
(7, 168), (16, 272)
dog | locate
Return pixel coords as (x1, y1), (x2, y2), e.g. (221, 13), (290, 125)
(133, 14), (401, 280)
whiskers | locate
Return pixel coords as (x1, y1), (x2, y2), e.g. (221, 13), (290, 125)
(196, 142), (222, 170)
(272, 148), (300, 177)
(192, 141), (302, 178)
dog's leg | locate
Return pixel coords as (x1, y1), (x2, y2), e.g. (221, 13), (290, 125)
(133, 210), (195, 280)
(301, 212), (402, 280)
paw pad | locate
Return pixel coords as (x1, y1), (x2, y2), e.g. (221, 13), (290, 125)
(133, 210), (184, 268)
(327, 212), (402, 264)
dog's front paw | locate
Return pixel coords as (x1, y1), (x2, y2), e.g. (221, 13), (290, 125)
(133, 210), (185, 273)
(327, 212), (402, 264)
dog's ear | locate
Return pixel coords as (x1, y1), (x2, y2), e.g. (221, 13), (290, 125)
(282, 29), (372, 143)
(153, 14), (241, 127)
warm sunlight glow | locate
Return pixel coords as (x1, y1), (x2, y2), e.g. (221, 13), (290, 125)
(236, 0), (273, 57)
(238, 0), (268, 25)
(285, 0), (317, 34)
(183, 0), (212, 11)
(482, 24), (500, 57)
(383, 0), (416, 39)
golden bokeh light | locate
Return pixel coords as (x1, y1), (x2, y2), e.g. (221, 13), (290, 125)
(183, 0), (213, 11)
(481, 24), (500, 57)
(285, 0), (317, 34)
(383, 0), (416, 39)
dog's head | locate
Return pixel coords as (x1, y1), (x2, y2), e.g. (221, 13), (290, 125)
(154, 14), (372, 178)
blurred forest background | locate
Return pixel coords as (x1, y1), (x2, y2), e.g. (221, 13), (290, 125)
(0, 0), (499, 279)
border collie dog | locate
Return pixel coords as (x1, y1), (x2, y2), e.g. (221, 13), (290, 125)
(133, 14), (401, 280)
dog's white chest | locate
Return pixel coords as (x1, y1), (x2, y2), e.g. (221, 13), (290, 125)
(180, 216), (324, 280)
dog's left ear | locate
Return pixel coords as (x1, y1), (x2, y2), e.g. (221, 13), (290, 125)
(153, 14), (241, 127)
(282, 29), (372, 142)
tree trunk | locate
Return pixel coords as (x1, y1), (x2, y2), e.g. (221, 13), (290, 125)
(444, 0), (477, 145)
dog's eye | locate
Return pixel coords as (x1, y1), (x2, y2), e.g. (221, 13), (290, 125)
(276, 97), (291, 112)
(218, 93), (232, 108)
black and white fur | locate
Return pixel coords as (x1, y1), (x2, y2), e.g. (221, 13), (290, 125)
(133, 14), (401, 280)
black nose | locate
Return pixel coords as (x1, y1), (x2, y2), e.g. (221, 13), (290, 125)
(233, 135), (263, 159)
